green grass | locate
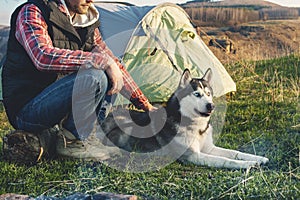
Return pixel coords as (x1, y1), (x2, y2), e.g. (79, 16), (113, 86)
(0, 55), (299, 199)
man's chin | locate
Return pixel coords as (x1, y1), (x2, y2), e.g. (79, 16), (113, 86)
(76, 7), (90, 15)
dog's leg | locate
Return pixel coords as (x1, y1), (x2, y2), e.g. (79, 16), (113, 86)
(203, 145), (269, 165)
(184, 151), (259, 169)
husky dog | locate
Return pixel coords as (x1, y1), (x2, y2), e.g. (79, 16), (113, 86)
(102, 69), (269, 169)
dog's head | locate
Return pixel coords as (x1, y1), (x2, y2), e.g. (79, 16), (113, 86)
(174, 68), (215, 120)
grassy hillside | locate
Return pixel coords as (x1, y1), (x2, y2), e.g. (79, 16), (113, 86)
(199, 18), (300, 65)
(0, 55), (299, 199)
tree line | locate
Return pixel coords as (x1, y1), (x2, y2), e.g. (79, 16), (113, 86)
(183, 7), (299, 27)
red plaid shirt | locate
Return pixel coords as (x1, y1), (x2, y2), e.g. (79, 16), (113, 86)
(15, 2), (151, 110)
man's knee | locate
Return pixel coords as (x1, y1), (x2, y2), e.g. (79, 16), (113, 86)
(75, 68), (108, 91)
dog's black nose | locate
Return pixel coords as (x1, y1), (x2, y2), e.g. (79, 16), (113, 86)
(206, 103), (215, 112)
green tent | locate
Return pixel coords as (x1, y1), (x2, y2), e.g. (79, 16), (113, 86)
(96, 2), (236, 105)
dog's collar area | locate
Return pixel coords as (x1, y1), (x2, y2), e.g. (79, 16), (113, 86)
(199, 123), (210, 135)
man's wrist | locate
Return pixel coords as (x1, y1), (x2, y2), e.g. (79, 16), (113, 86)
(87, 53), (110, 70)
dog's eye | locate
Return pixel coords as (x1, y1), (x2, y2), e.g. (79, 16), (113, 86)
(193, 91), (202, 97)
(204, 88), (211, 96)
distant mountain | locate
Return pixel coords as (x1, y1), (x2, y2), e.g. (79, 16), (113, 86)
(0, 26), (9, 63)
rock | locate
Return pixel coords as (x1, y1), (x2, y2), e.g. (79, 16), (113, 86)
(2, 128), (58, 165)
(0, 193), (138, 200)
(93, 192), (138, 200)
(0, 193), (32, 200)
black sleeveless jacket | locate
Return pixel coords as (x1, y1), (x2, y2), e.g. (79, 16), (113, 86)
(2, 0), (100, 127)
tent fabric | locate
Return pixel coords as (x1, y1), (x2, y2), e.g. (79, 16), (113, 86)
(96, 3), (154, 58)
(95, 3), (236, 105)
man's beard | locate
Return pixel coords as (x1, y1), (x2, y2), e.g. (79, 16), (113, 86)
(65, 0), (90, 15)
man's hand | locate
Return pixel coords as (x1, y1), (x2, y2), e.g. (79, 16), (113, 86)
(145, 102), (159, 112)
(105, 63), (124, 95)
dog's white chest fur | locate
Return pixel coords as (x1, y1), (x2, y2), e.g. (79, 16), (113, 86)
(174, 120), (211, 153)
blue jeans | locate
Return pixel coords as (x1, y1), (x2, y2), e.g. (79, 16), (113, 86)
(16, 68), (110, 140)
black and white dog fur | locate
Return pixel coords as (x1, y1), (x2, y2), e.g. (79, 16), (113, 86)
(102, 69), (269, 169)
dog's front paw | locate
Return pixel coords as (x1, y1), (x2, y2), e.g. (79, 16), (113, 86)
(258, 157), (269, 165)
(242, 158), (268, 169)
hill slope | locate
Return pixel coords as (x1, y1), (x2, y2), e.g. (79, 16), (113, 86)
(200, 18), (300, 63)
(181, 0), (300, 63)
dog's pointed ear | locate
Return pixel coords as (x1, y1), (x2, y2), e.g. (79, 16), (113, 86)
(202, 68), (212, 83)
(179, 69), (192, 88)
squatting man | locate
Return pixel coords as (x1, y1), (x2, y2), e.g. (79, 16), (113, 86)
(2, 0), (157, 160)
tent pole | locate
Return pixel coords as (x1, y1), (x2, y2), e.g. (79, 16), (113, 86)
(145, 24), (180, 72)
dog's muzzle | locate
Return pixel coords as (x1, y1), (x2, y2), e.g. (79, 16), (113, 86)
(195, 103), (215, 117)
(206, 103), (215, 113)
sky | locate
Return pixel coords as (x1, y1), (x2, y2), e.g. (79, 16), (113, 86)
(1, 0), (300, 25)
